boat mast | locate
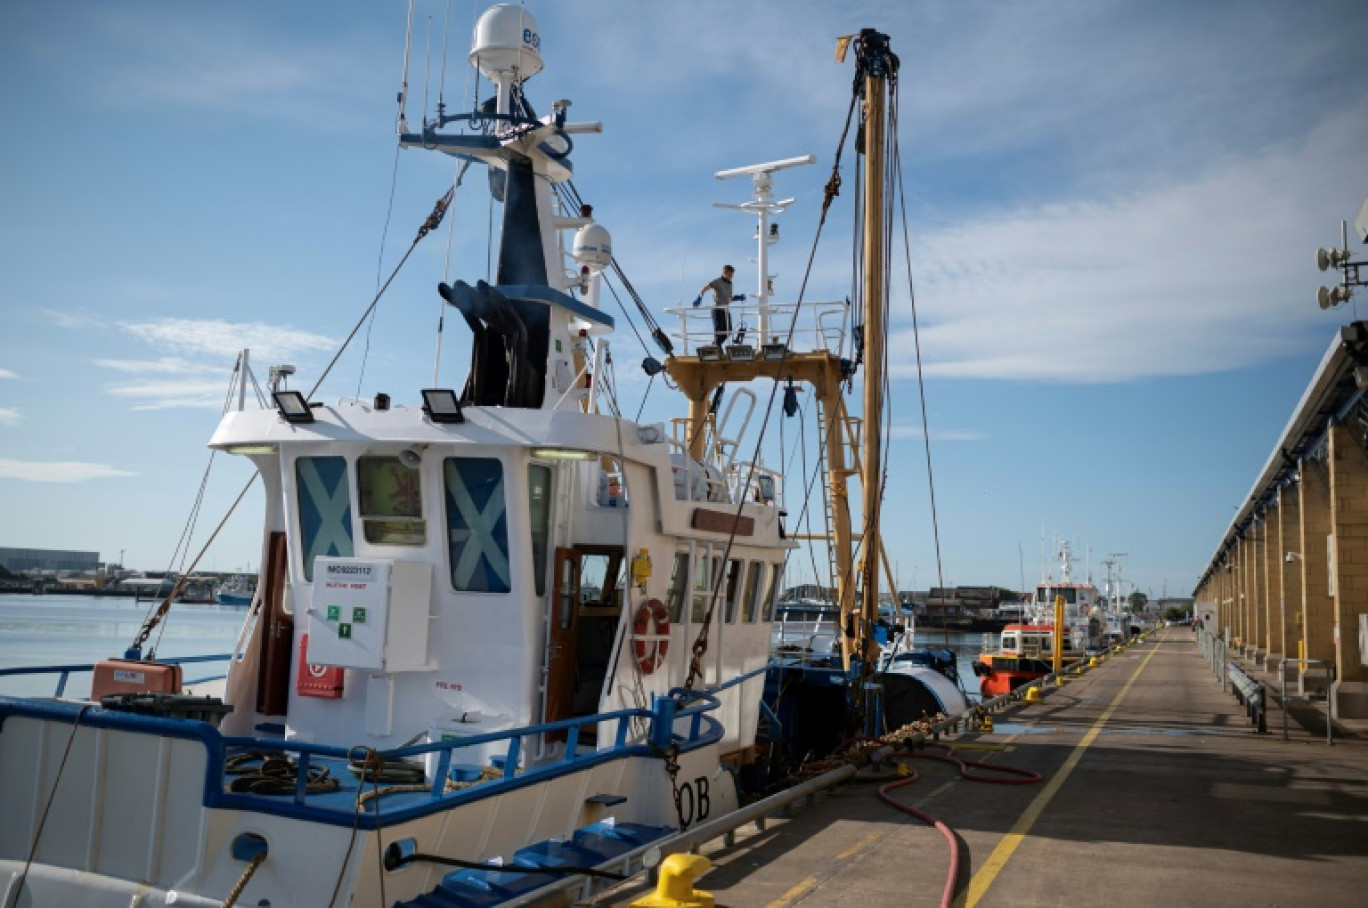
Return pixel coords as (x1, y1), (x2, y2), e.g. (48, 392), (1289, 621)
(845, 29), (896, 670)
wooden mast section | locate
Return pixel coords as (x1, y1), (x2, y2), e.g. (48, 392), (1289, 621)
(852, 30), (896, 671)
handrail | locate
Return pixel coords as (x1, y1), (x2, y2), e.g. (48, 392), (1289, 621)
(0, 653), (235, 698)
(0, 676), (736, 831)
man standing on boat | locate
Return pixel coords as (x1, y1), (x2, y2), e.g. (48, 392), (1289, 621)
(694, 264), (746, 346)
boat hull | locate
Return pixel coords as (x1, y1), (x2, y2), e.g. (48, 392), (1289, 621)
(0, 695), (737, 906)
(974, 654), (1052, 698)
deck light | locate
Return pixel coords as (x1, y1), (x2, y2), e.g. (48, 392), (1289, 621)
(697, 345), (723, 363)
(272, 390), (315, 424)
(531, 448), (596, 460)
(762, 343), (787, 361)
(726, 344), (755, 363)
(421, 388), (465, 424)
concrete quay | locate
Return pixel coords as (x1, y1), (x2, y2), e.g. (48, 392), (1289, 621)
(600, 627), (1368, 907)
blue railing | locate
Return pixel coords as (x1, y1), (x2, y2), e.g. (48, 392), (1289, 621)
(0, 653), (234, 698)
(0, 679), (734, 831)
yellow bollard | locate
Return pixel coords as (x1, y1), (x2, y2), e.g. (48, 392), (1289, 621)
(1024, 686), (1042, 704)
(1055, 675), (1065, 687)
(981, 713), (994, 733)
(630, 853), (715, 908)
(1088, 657), (1098, 668)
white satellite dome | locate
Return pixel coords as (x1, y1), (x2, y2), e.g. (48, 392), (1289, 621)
(469, 5), (543, 83)
(573, 223), (613, 273)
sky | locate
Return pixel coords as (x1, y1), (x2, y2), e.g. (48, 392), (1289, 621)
(1, 0), (1366, 600)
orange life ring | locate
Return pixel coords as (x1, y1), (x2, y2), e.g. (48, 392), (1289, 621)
(632, 598), (671, 674)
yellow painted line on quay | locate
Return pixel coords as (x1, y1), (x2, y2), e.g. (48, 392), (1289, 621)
(766, 831), (884, 906)
(767, 875), (820, 907)
(834, 831), (883, 861)
(964, 639), (1164, 907)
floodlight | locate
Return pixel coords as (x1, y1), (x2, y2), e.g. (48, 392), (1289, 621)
(762, 343), (787, 361)
(273, 390), (315, 424)
(421, 388), (464, 424)
(697, 345), (723, 363)
(726, 344), (756, 363)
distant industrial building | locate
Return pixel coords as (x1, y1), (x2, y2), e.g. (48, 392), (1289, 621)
(0, 547), (100, 574)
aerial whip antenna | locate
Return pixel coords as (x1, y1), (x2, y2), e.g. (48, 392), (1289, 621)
(397, 0), (416, 134)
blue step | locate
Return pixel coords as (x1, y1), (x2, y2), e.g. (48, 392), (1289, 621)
(392, 822), (675, 908)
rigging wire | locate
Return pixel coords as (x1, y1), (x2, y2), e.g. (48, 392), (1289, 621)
(308, 187), (455, 400)
(355, 141), (405, 399)
(891, 86), (950, 649)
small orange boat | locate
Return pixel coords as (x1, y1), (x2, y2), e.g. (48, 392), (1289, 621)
(973, 623), (1080, 697)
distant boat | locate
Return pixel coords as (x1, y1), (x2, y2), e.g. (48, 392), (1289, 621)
(216, 576), (256, 607)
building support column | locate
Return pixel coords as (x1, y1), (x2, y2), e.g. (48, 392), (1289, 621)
(1300, 457), (1334, 698)
(1272, 485), (1300, 675)
(1328, 424), (1368, 718)
(1242, 536), (1253, 656)
(1252, 519), (1268, 663)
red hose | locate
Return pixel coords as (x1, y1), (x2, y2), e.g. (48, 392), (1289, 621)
(875, 747), (1042, 908)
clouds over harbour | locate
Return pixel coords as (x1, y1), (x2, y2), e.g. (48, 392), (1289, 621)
(0, 458), (137, 483)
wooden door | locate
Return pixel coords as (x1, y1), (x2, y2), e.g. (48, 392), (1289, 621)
(544, 547), (580, 738)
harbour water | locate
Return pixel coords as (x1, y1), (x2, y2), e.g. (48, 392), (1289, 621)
(0, 593), (244, 697)
(0, 594), (990, 702)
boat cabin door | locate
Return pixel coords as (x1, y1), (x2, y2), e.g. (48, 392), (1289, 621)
(544, 545), (626, 744)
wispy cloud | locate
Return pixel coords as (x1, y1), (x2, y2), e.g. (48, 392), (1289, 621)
(890, 109), (1368, 384)
(0, 458), (136, 483)
(104, 380), (237, 411)
(0, 407), (19, 427)
(94, 357), (220, 376)
(117, 318), (335, 365)
(888, 424), (987, 443)
(0, 369), (16, 380)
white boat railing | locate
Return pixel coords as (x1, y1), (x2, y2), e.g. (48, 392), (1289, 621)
(664, 300), (848, 357)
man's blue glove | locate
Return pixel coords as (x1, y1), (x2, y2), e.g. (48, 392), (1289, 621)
(692, 294), (702, 307)
(732, 293), (746, 301)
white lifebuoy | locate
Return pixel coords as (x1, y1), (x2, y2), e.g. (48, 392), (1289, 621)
(632, 599), (671, 674)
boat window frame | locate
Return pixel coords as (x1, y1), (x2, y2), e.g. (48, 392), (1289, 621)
(527, 462), (554, 597)
(742, 560), (764, 622)
(356, 454), (427, 546)
(293, 454), (356, 582)
(440, 454), (512, 595)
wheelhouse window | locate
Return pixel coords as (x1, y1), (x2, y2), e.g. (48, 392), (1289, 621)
(691, 549), (712, 624)
(666, 551), (689, 624)
(443, 457), (510, 593)
(762, 564), (782, 621)
(295, 456), (354, 581)
(357, 456), (425, 545)
(742, 561), (763, 622)
(723, 559), (743, 623)
(528, 464), (553, 596)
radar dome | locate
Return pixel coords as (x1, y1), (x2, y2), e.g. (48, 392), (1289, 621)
(573, 223), (613, 273)
(469, 5), (543, 83)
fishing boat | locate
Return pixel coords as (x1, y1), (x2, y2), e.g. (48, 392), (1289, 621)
(217, 575), (257, 607)
(973, 542), (1100, 696)
(0, 9), (929, 906)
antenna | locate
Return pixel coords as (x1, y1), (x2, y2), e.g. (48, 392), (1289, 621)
(712, 155), (816, 342)
(437, 0), (452, 118)
(397, 0), (417, 134)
